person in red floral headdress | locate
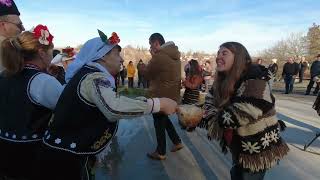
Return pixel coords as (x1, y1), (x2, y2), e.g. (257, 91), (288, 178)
(61, 46), (76, 69)
(0, 24), (63, 179)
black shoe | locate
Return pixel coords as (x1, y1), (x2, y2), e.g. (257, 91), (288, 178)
(305, 93), (310, 95)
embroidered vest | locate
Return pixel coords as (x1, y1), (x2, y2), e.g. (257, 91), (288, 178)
(0, 66), (52, 143)
(43, 65), (118, 155)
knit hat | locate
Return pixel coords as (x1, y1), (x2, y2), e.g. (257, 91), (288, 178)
(0, 0), (20, 16)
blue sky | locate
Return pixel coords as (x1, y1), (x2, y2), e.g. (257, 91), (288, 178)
(16, 0), (320, 54)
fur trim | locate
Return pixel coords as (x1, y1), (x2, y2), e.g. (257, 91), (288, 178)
(160, 41), (175, 48)
(207, 119), (223, 141)
(239, 141), (289, 172)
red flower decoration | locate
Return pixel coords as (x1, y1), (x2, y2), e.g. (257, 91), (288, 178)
(108, 32), (120, 45)
(62, 47), (75, 57)
(32, 24), (54, 45)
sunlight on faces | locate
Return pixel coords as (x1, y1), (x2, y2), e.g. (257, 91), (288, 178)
(216, 47), (235, 72)
(101, 46), (123, 76)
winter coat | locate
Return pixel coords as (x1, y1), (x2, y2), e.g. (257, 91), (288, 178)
(127, 64), (136, 78)
(200, 64), (289, 172)
(144, 41), (181, 102)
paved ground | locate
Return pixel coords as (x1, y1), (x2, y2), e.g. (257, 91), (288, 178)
(94, 85), (320, 180)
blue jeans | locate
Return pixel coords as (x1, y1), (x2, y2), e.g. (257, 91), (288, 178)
(284, 75), (294, 93)
(230, 164), (266, 180)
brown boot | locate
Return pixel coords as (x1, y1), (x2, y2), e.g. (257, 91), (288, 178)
(147, 151), (166, 160)
(171, 143), (183, 152)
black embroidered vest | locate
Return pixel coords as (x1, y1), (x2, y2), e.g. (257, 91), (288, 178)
(43, 65), (118, 155)
(0, 67), (52, 143)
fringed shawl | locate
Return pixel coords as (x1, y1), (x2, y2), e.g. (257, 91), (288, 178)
(199, 64), (289, 172)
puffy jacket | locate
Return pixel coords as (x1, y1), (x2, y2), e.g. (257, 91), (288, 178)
(144, 41), (181, 102)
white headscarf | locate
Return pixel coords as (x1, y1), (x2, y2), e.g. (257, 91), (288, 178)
(51, 54), (64, 67)
(65, 37), (117, 82)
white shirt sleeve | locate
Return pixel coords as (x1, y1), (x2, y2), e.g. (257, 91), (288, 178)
(80, 72), (160, 122)
(29, 73), (64, 110)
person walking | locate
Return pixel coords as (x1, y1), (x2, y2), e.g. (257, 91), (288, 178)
(305, 54), (320, 95)
(144, 33), (183, 160)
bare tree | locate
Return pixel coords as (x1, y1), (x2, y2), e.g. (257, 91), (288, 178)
(259, 32), (306, 62)
(258, 32), (308, 79)
(306, 23), (320, 60)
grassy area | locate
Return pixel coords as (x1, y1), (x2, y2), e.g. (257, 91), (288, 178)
(117, 86), (147, 98)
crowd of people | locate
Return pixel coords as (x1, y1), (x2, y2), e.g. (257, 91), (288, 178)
(0, 1), (297, 180)
(255, 54), (320, 95)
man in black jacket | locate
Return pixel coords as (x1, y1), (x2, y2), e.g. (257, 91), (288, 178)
(305, 54), (320, 95)
(282, 57), (299, 94)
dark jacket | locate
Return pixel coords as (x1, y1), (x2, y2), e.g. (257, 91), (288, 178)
(299, 61), (308, 72)
(268, 63), (278, 76)
(144, 41), (181, 102)
(282, 62), (299, 76)
(137, 62), (146, 76)
(310, 60), (320, 78)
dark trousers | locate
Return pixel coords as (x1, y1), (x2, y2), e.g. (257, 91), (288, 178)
(284, 75), (294, 94)
(153, 113), (181, 155)
(299, 70), (305, 83)
(306, 79), (320, 95)
(128, 77), (134, 88)
(230, 164), (266, 180)
(118, 73), (125, 86)
(138, 75), (146, 88)
(120, 75), (125, 86)
(36, 144), (90, 180)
